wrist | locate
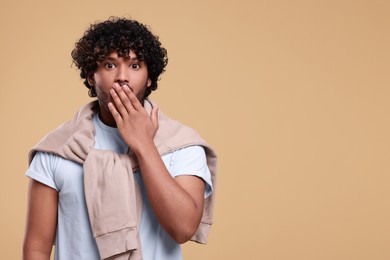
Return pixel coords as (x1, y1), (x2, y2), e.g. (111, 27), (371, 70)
(131, 139), (157, 157)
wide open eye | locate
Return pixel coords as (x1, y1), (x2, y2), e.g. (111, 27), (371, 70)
(131, 63), (140, 69)
(104, 63), (115, 69)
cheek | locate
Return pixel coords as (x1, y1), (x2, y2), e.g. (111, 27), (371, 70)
(94, 70), (114, 84)
(94, 75), (106, 86)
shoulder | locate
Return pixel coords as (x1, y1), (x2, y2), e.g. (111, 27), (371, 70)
(168, 145), (207, 166)
(167, 145), (209, 179)
(27, 152), (61, 191)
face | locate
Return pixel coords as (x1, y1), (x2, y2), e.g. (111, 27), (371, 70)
(89, 51), (151, 125)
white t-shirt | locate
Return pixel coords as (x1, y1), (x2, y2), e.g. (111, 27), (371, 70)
(26, 114), (213, 260)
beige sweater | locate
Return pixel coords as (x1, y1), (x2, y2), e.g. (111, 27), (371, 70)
(28, 100), (217, 260)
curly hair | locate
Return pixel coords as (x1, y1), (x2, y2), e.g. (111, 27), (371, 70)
(71, 17), (168, 98)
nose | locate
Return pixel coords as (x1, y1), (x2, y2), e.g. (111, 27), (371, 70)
(115, 64), (129, 85)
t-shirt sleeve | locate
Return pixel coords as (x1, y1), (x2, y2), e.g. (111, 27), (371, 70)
(26, 152), (59, 191)
(169, 145), (213, 198)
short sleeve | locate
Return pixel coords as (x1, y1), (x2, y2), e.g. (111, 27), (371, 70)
(26, 152), (59, 191)
(169, 145), (213, 198)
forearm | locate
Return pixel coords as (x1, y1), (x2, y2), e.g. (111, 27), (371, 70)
(108, 84), (205, 242)
(134, 142), (204, 243)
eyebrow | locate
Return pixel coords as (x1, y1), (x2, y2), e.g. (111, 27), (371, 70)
(104, 55), (139, 62)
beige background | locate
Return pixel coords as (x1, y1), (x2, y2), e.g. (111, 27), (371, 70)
(1, 0), (389, 259)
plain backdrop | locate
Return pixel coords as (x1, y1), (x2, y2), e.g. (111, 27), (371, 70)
(1, 0), (389, 259)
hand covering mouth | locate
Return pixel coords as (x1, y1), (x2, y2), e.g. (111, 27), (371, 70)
(118, 82), (133, 91)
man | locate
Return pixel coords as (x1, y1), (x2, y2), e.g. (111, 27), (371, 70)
(23, 17), (217, 260)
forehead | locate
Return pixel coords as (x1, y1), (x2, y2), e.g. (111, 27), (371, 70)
(105, 51), (138, 60)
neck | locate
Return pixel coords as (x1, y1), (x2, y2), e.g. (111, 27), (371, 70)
(98, 107), (117, 128)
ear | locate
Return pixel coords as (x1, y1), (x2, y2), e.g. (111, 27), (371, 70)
(147, 79), (151, 87)
(87, 75), (95, 86)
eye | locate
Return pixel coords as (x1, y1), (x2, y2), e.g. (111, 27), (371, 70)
(104, 63), (115, 69)
(131, 63), (140, 69)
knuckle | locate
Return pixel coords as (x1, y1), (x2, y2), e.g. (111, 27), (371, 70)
(122, 98), (131, 106)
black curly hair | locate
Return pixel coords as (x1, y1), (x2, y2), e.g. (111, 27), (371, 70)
(71, 17), (168, 98)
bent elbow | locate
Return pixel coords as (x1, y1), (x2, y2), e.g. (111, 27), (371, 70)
(171, 225), (197, 244)
(172, 233), (193, 244)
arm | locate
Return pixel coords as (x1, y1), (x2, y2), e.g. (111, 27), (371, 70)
(23, 179), (58, 260)
(135, 143), (205, 243)
(108, 83), (205, 243)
